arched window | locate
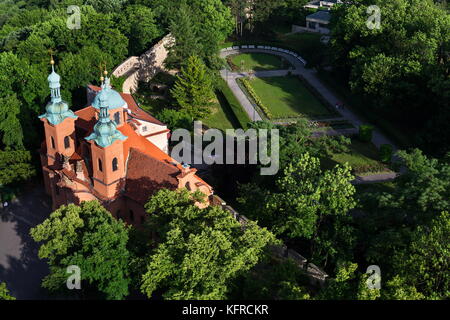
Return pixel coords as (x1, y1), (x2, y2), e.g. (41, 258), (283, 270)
(98, 159), (103, 172)
(112, 158), (118, 172)
(129, 210), (134, 222)
(51, 137), (55, 149)
(64, 136), (70, 149)
(114, 112), (121, 125)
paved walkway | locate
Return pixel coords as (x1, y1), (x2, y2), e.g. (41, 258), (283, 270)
(220, 69), (262, 121)
(220, 48), (398, 151)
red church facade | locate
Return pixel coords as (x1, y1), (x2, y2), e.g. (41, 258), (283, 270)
(39, 65), (213, 225)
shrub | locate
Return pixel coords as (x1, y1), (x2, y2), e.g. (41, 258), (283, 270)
(226, 56), (239, 71)
(359, 125), (374, 142)
(379, 144), (393, 163)
(240, 78), (272, 119)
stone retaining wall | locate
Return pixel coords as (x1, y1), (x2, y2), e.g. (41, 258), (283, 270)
(112, 34), (175, 94)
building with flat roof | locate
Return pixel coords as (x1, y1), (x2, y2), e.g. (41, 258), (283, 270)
(305, 11), (331, 34)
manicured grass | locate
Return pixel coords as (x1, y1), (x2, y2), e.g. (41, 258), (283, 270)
(220, 31), (327, 67)
(229, 53), (289, 71)
(202, 99), (238, 131)
(325, 139), (392, 175)
(247, 76), (333, 119)
(216, 78), (251, 129)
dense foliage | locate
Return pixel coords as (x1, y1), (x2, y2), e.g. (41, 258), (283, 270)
(30, 201), (131, 299)
(329, 0), (450, 155)
(139, 189), (278, 299)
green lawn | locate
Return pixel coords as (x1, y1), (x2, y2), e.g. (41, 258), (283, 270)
(229, 53), (289, 71)
(248, 76), (333, 119)
(325, 139), (392, 175)
(221, 31), (326, 67)
(202, 99), (238, 131)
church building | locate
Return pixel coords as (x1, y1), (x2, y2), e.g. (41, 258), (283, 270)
(38, 61), (213, 225)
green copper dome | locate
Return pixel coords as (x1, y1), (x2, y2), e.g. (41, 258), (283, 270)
(39, 65), (77, 125)
(85, 90), (127, 148)
(92, 77), (127, 110)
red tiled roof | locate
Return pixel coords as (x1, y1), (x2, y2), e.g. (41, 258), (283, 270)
(75, 106), (97, 131)
(87, 83), (166, 126)
(118, 123), (177, 166)
(124, 148), (180, 204)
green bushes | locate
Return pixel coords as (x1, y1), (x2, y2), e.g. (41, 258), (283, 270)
(359, 125), (374, 142)
(352, 163), (388, 175)
(379, 144), (393, 163)
(240, 78), (273, 119)
(226, 56), (239, 71)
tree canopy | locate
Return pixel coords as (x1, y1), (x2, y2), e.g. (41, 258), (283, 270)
(30, 201), (131, 299)
(140, 189), (278, 300)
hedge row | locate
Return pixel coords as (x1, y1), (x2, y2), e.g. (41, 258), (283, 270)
(226, 56), (240, 71)
(352, 163), (388, 175)
(240, 78), (273, 119)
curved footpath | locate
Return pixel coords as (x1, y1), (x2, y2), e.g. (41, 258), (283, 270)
(220, 46), (398, 150)
(220, 46), (401, 183)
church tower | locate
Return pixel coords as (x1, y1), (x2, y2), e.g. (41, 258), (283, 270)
(85, 74), (128, 199)
(39, 59), (78, 166)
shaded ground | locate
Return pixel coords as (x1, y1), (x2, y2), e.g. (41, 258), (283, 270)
(0, 184), (51, 299)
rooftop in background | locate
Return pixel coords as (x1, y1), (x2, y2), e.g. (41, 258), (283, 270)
(306, 11), (331, 23)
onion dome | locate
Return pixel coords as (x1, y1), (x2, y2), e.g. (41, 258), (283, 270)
(92, 76), (127, 110)
(85, 96), (127, 148)
(39, 61), (77, 125)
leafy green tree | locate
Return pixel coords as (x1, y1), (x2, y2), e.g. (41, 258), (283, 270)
(240, 152), (356, 237)
(329, 0), (450, 155)
(140, 189), (278, 300)
(0, 94), (23, 149)
(317, 261), (380, 300)
(381, 276), (425, 300)
(235, 258), (311, 300)
(30, 201), (131, 300)
(0, 149), (36, 186)
(167, 0), (233, 68)
(116, 5), (162, 55)
(0, 282), (15, 300)
(393, 211), (449, 299)
(156, 108), (192, 130)
(84, 0), (126, 12)
(171, 55), (215, 120)
(167, 3), (201, 68)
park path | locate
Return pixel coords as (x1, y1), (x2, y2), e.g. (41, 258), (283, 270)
(220, 48), (401, 183)
(220, 48), (398, 151)
(220, 69), (262, 121)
